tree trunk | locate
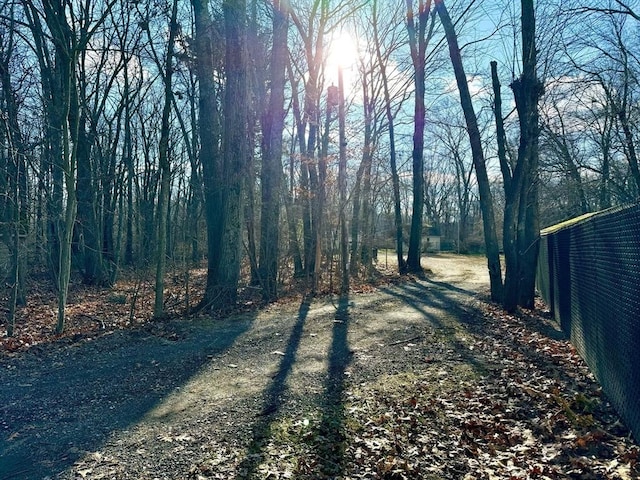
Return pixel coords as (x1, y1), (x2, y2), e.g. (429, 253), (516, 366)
(373, 0), (406, 273)
(23, 3), (65, 282)
(72, 80), (104, 285)
(350, 72), (374, 276)
(284, 137), (304, 276)
(192, 0), (223, 309)
(214, 0), (248, 307)
(349, 161), (364, 276)
(30, 0), (79, 334)
(1, 35), (26, 334)
(259, 0), (288, 302)
(337, 66), (349, 293)
(405, 0), (433, 274)
(491, 61), (521, 311)
(436, 0), (503, 301)
(505, 0), (543, 311)
(124, 63), (135, 266)
(152, 0), (178, 318)
(56, 49), (78, 334)
(0, 27), (28, 309)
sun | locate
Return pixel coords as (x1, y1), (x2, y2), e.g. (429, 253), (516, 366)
(325, 30), (359, 93)
(327, 31), (358, 70)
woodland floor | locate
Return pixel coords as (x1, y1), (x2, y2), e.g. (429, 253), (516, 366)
(1, 254), (639, 479)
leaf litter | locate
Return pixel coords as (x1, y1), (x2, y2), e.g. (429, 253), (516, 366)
(1, 255), (638, 479)
(338, 297), (639, 480)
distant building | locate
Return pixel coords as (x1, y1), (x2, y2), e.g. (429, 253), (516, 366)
(426, 234), (441, 252)
(425, 226), (441, 252)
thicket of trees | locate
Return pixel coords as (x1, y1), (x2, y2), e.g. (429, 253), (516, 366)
(1, 0), (639, 333)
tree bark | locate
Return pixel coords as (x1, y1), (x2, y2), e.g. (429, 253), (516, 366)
(0, 21), (28, 310)
(350, 71), (374, 277)
(153, 0), (179, 318)
(405, 0), (432, 274)
(337, 66), (349, 293)
(373, 0), (406, 273)
(259, 0), (289, 302)
(436, 0), (503, 301)
(214, 0), (248, 307)
(192, 0), (223, 309)
(506, 0), (543, 311)
(71, 72), (105, 285)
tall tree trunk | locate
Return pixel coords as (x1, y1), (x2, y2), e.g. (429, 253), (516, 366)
(405, 0), (433, 274)
(337, 65), (349, 293)
(350, 72), (373, 276)
(151, 0), (178, 317)
(31, 0), (79, 334)
(102, 124), (120, 284)
(373, 0), (406, 273)
(435, 0), (503, 301)
(123, 52), (135, 266)
(360, 144), (374, 274)
(259, 0), (289, 302)
(492, 61), (521, 311)
(287, 60), (314, 279)
(507, 0), (543, 311)
(22, 2), (65, 282)
(56, 44), (78, 334)
(284, 137), (304, 276)
(192, 0), (223, 309)
(214, 0), (248, 307)
(283, 178), (304, 276)
(349, 161), (365, 276)
(72, 80), (105, 285)
(1, 35), (27, 335)
(186, 78), (202, 265)
(0, 25), (28, 310)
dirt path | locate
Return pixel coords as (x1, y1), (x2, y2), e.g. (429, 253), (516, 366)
(1, 254), (637, 479)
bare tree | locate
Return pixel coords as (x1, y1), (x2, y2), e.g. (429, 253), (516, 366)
(503, 0), (543, 310)
(0, 1), (28, 335)
(259, 0), (289, 302)
(22, 0), (118, 332)
(372, 0), (408, 273)
(435, 0), (503, 302)
(405, 0), (436, 274)
(141, 0), (179, 317)
(192, 0), (223, 310)
(214, 0), (249, 307)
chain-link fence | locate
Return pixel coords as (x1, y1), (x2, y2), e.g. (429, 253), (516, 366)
(537, 202), (640, 440)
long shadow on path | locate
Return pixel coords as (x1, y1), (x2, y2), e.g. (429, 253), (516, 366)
(236, 295), (311, 477)
(0, 315), (255, 479)
(380, 280), (488, 373)
(236, 294), (353, 478)
(314, 294), (351, 477)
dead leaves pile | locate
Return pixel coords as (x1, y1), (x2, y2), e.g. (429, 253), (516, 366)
(1, 270), (209, 355)
(340, 299), (639, 479)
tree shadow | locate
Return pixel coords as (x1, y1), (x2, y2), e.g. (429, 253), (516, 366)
(424, 277), (478, 298)
(236, 294), (352, 479)
(385, 280), (570, 378)
(380, 281), (489, 374)
(314, 294), (351, 477)
(235, 295), (311, 477)
(0, 314), (256, 479)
